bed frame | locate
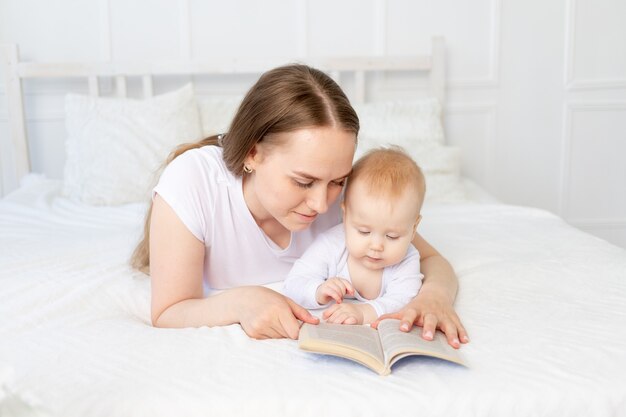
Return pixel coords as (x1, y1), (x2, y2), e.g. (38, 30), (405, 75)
(0, 37), (445, 191)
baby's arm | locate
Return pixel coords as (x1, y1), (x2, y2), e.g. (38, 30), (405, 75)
(283, 234), (337, 309)
(368, 248), (423, 317)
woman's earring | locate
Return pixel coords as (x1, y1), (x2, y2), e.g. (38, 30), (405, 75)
(243, 165), (253, 174)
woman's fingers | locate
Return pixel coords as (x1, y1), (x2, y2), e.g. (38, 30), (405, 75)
(398, 308), (420, 332)
(450, 311), (470, 344)
(370, 312), (402, 329)
(287, 298), (319, 325)
(458, 326), (470, 344)
(241, 289), (319, 340)
(266, 325), (288, 339)
(421, 313), (463, 348)
(283, 298), (320, 339)
(371, 303), (469, 348)
(421, 313), (438, 340)
(277, 311), (300, 340)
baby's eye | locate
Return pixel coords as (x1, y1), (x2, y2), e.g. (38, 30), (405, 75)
(386, 235), (399, 240)
(358, 230), (370, 235)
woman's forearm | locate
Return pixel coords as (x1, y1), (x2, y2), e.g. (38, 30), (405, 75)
(412, 232), (458, 304)
(418, 254), (458, 304)
(153, 287), (244, 328)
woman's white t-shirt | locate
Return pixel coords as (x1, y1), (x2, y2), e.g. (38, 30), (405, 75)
(153, 146), (341, 291)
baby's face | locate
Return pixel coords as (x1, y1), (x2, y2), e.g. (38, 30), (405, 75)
(343, 182), (421, 271)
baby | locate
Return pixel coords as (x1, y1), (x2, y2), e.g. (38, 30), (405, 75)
(283, 146), (426, 325)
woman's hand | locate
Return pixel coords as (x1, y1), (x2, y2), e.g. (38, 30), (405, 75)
(371, 285), (469, 349)
(236, 286), (319, 340)
(375, 232), (469, 349)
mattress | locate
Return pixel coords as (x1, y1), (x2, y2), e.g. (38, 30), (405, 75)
(1, 175), (626, 417)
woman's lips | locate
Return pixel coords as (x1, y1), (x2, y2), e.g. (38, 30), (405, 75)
(295, 211), (318, 222)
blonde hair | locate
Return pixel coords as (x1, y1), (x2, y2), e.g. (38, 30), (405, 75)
(131, 64), (359, 273)
(345, 146), (426, 210)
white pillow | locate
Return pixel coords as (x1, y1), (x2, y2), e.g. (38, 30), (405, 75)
(353, 99), (466, 203)
(354, 98), (445, 148)
(63, 84), (203, 205)
(197, 97), (242, 137)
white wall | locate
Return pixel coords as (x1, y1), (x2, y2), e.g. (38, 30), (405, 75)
(1, 0), (625, 248)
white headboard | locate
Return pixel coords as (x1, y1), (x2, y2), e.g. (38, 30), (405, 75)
(0, 37), (445, 192)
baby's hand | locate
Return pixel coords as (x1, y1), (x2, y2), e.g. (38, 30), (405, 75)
(315, 277), (355, 305)
(323, 303), (363, 325)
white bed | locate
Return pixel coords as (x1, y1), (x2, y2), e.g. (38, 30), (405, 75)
(1, 39), (626, 417)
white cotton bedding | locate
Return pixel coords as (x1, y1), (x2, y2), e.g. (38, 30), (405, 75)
(1, 176), (626, 417)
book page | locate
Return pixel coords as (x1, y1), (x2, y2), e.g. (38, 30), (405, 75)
(377, 319), (465, 367)
(301, 323), (385, 364)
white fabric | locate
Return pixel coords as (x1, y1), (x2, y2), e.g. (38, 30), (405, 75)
(283, 224), (422, 316)
(153, 146), (341, 290)
(353, 99), (466, 203)
(2, 175), (626, 417)
(353, 99), (444, 146)
(63, 84), (203, 205)
(197, 96), (242, 137)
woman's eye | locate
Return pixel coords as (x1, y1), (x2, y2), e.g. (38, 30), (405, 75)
(295, 180), (313, 189)
(331, 180), (346, 187)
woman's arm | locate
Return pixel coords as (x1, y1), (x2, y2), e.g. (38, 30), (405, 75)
(372, 232), (469, 348)
(150, 194), (318, 339)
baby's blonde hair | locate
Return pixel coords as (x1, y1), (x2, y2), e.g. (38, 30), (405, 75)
(345, 146), (426, 210)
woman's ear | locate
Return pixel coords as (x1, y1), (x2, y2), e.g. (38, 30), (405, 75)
(245, 144), (262, 169)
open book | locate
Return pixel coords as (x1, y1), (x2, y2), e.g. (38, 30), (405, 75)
(298, 319), (466, 376)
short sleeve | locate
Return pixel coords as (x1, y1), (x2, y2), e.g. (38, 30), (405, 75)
(153, 149), (215, 244)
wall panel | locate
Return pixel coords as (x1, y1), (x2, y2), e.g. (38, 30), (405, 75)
(566, 0), (626, 89)
(445, 104), (496, 189)
(307, 0), (378, 56)
(109, 0), (181, 61)
(561, 103), (626, 221)
(190, 0), (301, 59)
(0, 0), (101, 62)
(386, 0), (499, 87)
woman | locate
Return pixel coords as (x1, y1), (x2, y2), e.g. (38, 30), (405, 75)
(131, 64), (469, 348)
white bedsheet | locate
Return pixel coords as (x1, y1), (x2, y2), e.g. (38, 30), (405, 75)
(1, 176), (625, 417)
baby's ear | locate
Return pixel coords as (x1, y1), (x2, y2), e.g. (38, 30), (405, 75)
(413, 214), (422, 231)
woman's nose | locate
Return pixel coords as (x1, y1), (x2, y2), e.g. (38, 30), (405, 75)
(307, 186), (328, 214)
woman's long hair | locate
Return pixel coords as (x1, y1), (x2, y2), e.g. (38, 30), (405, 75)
(131, 64), (359, 273)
